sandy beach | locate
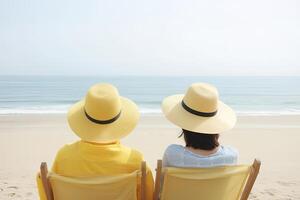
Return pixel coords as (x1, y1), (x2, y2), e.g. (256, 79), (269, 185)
(0, 113), (300, 199)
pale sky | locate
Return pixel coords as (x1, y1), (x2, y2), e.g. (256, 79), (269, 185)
(0, 0), (300, 76)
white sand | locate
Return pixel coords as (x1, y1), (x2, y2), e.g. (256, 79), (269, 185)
(1, 114), (300, 199)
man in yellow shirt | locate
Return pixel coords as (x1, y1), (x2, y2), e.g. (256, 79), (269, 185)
(37, 83), (154, 200)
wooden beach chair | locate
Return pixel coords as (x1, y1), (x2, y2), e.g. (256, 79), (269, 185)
(38, 161), (147, 200)
(153, 159), (261, 200)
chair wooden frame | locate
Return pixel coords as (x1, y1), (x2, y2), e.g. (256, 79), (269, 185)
(39, 161), (147, 200)
(153, 159), (261, 200)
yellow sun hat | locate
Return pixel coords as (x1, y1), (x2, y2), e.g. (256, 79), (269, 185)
(162, 83), (236, 134)
(67, 83), (139, 143)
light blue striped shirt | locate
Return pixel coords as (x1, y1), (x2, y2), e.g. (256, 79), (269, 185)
(162, 144), (238, 168)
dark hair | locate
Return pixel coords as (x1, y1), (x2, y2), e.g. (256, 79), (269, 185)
(179, 129), (219, 150)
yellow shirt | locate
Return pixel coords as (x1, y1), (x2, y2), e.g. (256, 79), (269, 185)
(37, 141), (154, 200)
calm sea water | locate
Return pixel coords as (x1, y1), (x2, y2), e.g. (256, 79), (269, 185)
(0, 76), (299, 115)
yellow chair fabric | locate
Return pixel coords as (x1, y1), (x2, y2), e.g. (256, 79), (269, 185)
(160, 165), (251, 200)
(48, 171), (139, 200)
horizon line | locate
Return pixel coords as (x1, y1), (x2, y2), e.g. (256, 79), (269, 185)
(0, 74), (300, 77)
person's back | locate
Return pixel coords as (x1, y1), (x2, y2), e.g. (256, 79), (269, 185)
(51, 141), (153, 200)
(161, 83), (238, 168)
(163, 143), (238, 168)
(37, 83), (154, 200)
(53, 141), (144, 176)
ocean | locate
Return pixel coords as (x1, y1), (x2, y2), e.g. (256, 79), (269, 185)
(0, 76), (299, 115)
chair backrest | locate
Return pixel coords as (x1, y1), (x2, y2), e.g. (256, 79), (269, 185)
(153, 159), (261, 200)
(40, 161), (147, 200)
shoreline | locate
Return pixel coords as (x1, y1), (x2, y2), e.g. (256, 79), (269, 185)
(1, 112), (300, 126)
(1, 111), (300, 116)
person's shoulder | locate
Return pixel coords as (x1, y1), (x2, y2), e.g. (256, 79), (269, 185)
(55, 141), (80, 161)
(164, 144), (184, 155)
(119, 145), (144, 162)
(162, 144), (185, 167)
(130, 148), (144, 159)
(220, 145), (239, 158)
(58, 141), (80, 152)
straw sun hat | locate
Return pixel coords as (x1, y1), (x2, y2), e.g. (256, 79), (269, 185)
(162, 83), (236, 134)
(68, 83), (139, 143)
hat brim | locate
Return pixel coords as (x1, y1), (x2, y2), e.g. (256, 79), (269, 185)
(162, 94), (236, 134)
(68, 97), (139, 143)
